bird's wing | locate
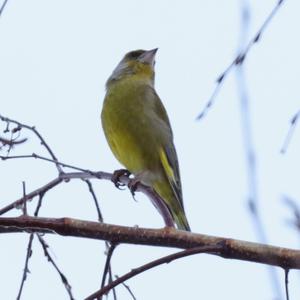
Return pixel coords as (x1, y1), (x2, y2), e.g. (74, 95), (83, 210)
(146, 87), (184, 209)
(159, 144), (184, 208)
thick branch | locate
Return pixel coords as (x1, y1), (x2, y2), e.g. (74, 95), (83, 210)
(0, 216), (299, 269)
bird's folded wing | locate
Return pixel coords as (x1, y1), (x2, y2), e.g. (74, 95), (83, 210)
(159, 145), (184, 209)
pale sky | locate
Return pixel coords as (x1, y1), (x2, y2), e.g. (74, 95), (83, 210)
(0, 0), (300, 299)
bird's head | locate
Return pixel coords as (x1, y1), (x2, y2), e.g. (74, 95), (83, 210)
(106, 48), (158, 88)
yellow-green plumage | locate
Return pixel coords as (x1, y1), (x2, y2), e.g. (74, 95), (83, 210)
(101, 49), (190, 231)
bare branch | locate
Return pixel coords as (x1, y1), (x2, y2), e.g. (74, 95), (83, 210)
(117, 277), (136, 300)
(16, 233), (34, 300)
(16, 192), (45, 300)
(283, 195), (300, 232)
(0, 0), (9, 17)
(196, 0), (286, 120)
(0, 176), (63, 215)
(34, 193), (45, 217)
(99, 242), (117, 298)
(1, 216), (300, 270)
(84, 179), (103, 222)
(285, 269), (290, 300)
(108, 266), (117, 300)
(0, 136), (27, 147)
(0, 114), (63, 173)
(280, 110), (300, 154)
(85, 245), (222, 300)
(235, 1), (282, 297)
(0, 154), (175, 229)
(37, 235), (74, 300)
(22, 181), (28, 215)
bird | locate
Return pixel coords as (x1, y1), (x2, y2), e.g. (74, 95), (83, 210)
(101, 48), (190, 231)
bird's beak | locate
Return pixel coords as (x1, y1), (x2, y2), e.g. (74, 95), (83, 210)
(139, 48), (158, 65)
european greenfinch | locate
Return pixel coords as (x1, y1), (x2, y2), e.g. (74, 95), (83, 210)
(101, 49), (190, 231)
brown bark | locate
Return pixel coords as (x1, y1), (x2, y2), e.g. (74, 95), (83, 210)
(1, 215), (299, 270)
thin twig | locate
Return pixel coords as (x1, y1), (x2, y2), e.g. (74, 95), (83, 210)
(0, 136), (27, 147)
(235, 1), (282, 297)
(283, 195), (300, 232)
(0, 115), (63, 173)
(280, 110), (300, 154)
(108, 266), (117, 300)
(196, 0), (286, 120)
(285, 269), (290, 300)
(0, 176), (63, 215)
(83, 179), (117, 298)
(0, 124), (26, 154)
(84, 179), (103, 222)
(0, 153), (89, 173)
(100, 243), (116, 289)
(34, 193), (45, 217)
(99, 243), (117, 300)
(32, 194), (74, 299)
(0, 153), (116, 185)
(16, 193), (45, 300)
(22, 181), (28, 215)
(116, 276), (136, 300)
(0, 0), (9, 17)
(37, 235), (74, 300)
(85, 245), (222, 300)
(16, 233), (34, 300)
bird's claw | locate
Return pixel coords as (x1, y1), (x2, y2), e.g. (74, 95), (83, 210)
(128, 178), (140, 200)
(111, 169), (131, 190)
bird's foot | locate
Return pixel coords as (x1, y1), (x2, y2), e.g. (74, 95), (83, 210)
(111, 169), (131, 189)
(128, 177), (140, 199)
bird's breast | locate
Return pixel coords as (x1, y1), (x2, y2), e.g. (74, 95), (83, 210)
(101, 81), (161, 176)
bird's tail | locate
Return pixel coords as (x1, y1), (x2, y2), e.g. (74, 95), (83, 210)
(153, 180), (191, 231)
(172, 208), (191, 231)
